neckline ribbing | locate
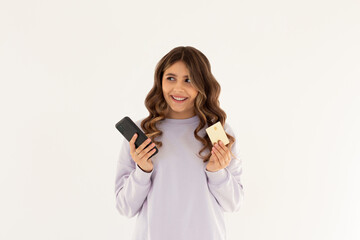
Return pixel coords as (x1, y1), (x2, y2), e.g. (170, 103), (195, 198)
(162, 115), (200, 125)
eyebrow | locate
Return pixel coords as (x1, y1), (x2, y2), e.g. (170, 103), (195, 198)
(165, 73), (190, 78)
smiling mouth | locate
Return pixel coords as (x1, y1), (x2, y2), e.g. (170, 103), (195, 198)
(171, 95), (188, 102)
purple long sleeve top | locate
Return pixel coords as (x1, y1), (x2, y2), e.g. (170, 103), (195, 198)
(115, 115), (244, 240)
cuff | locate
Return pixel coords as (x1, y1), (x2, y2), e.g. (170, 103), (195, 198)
(205, 166), (229, 186)
(133, 164), (153, 185)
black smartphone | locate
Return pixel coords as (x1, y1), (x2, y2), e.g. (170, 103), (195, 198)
(115, 116), (158, 159)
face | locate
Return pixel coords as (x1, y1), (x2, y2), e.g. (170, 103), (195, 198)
(162, 61), (199, 119)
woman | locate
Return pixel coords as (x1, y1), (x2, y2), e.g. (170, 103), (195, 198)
(115, 46), (244, 240)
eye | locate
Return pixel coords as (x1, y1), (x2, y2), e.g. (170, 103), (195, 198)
(167, 77), (175, 81)
(185, 79), (191, 83)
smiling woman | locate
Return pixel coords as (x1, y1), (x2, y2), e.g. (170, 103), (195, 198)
(115, 46), (243, 240)
(162, 61), (199, 119)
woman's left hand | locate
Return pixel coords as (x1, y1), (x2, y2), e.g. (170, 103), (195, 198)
(206, 140), (231, 172)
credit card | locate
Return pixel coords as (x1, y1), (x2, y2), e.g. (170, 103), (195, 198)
(205, 121), (230, 145)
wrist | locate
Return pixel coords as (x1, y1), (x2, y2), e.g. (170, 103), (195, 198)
(206, 166), (218, 172)
(137, 164), (152, 173)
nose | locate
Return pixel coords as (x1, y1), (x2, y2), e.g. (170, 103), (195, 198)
(173, 80), (186, 92)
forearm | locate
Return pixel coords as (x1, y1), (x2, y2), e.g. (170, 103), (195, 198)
(115, 164), (153, 218)
(205, 162), (244, 212)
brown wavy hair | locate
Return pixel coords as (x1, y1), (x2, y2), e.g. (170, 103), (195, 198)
(141, 46), (235, 162)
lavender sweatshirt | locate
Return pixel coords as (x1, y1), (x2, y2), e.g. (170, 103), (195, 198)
(115, 115), (244, 240)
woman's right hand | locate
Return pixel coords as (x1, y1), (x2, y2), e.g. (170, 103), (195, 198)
(129, 133), (156, 173)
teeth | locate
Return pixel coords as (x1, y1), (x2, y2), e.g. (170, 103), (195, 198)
(172, 96), (186, 101)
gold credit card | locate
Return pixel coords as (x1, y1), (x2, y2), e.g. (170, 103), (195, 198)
(205, 121), (229, 145)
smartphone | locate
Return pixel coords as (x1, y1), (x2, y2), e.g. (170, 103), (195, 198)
(115, 116), (158, 159)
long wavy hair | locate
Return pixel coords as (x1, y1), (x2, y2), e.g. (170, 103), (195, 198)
(141, 46), (235, 162)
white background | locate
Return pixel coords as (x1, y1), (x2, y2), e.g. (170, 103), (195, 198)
(1, 0), (359, 239)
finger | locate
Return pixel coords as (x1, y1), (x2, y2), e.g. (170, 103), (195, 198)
(145, 148), (157, 161)
(144, 141), (156, 152)
(209, 153), (216, 163)
(215, 142), (227, 158)
(129, 133), (138, 154)
(138, 142), (155, 159)
(212, 146), (224, 166)
(218, 141), (231, 164)
(136, 138), (152, 154)
(210, 149), (218, 165)
(223, 145), (232, 161)
(215, 145), (226, 166)
(219, 140), (229, 152)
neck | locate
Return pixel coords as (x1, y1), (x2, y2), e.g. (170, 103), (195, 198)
(166, 111), (196, 119)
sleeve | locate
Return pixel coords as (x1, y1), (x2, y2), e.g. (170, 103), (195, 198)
(114, 137), (153, 218)
(204, 122), (244, 213)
